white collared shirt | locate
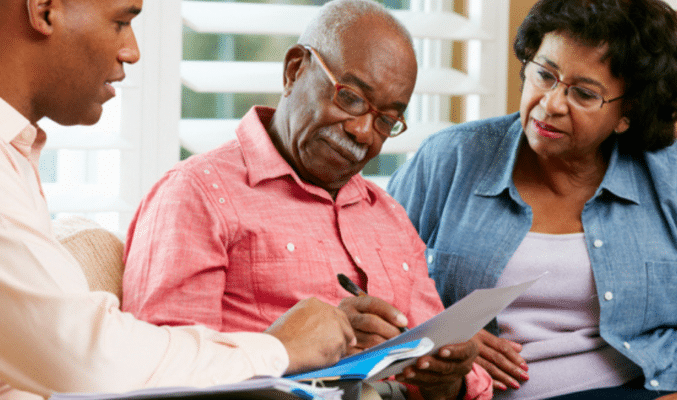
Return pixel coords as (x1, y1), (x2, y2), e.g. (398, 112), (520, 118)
(0, 97), (289, 399)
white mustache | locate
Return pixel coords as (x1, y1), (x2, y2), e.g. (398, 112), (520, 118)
(318, 129), (368, 162)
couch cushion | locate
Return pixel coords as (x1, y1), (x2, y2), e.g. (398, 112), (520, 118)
(52, 216), (125, 300)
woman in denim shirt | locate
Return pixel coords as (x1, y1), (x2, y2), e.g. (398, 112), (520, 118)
(388, 0), (677, 399)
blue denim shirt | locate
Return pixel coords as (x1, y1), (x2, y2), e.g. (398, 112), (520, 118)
(387, 112), (677, 391)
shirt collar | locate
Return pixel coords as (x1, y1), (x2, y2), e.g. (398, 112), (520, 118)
(474, 114), (639, 204)
(0, 97), (46, 164)
(0, 97), (32, 144)
(474, 116), (523, 197)
(594, 141), (640, 204)
(236, 106), (376, 205)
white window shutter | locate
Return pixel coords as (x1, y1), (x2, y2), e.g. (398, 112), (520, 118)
(178, 0), (509, 158)
(41, 0), (509, 233)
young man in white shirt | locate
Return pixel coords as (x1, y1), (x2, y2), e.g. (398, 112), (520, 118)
(0, 0), (355, 398)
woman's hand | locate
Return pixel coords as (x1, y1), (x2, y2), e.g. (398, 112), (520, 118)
(473, 329), (529, 391)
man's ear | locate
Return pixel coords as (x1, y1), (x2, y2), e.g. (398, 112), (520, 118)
(26, 0), (57, 35)
(282, 45), (309, 97)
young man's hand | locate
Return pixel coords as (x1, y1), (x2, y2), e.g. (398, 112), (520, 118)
(266, 297), (356, 374)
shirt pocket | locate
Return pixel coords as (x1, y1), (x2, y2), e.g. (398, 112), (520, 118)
(249, 235), (335, 322)
(643, 261), (677, 330)
(375, 248), (415, 314)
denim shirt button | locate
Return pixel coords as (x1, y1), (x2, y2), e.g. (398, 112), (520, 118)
(650, 380), (660, 388)
(594, 239), (604, 248)
(623, 342), (631, 349)
(604, 291), (613, 301)
(427, 255), (434, 264)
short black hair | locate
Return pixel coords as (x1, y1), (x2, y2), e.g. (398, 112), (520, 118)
(514, 0), (677, 152)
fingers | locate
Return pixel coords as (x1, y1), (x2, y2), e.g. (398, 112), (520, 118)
(338, 296), (408, 346)
(473, 329), (529, 391)
(395, 342), (477, 387)
(265, 297), (355, 374)
(337, 305), (358, 348)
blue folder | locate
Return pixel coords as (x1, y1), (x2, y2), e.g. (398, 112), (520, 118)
(285, 337), (433, 382)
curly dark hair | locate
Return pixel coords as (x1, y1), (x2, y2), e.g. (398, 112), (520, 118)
(514, 0), (677, 152)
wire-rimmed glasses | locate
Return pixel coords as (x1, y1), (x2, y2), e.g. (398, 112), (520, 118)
(524, 59), (623, 110)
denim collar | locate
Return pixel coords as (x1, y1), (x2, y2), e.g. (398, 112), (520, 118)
(474, 115), (640, 205)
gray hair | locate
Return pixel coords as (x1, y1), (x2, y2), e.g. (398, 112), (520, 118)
(298, 0), (413, 54)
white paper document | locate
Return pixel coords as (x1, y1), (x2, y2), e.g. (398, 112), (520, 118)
(366, 275), (544, 381)
(48, 377), (343, 400)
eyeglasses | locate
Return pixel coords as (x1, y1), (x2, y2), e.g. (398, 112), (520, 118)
(304, 45), (407, 137)
(523, 59), (623, 110)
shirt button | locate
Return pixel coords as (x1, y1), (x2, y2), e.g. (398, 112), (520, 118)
(286, 242), (295, 252)
(219, 198), (225, 204)
(204, 169), (210, 174)
(594, 239), (604, 248)
(650, 380), (659, 388)
(623, 342), (631, 349)
(427, 255), (434, 263)
(402, 262), (409, 271)
(604, 291), (613, 301)
(212, 183), (219, 189)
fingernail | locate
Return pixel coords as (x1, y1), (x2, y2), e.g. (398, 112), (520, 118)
(496, 382), (507, 391)
(406, 370), (416, 379)
(520, 363), (529, 372)
(396, 313), (408, 327)
(440, 349), (451, 358)
(509, 380), (520, 390)
(420, 362), (430, 369)
(520, 372), (529, 381)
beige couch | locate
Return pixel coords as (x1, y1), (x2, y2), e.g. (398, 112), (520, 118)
(52, 216), (125, 300)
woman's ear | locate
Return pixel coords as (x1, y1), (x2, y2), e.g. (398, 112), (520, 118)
(282, 45), (310, 97)
(26, 0), (58, 35)
(614, 116), (630, 134)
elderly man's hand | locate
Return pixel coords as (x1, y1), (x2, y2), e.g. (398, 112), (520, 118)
(473, 329), (528, 391)
(265, 297), (356, 374)
(395, 341), (479, 400)
(338, 295), (408, 353)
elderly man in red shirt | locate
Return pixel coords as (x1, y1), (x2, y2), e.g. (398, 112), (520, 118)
(122, 0), (492, 399)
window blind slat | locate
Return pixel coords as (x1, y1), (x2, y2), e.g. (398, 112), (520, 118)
(179, 119), (452, 155)
(181, 1), (491, 40)
(181, 61), (480, 95)
(44, 194), (135, 213)
(181, 61), (282, 94)
(44, 132), (134, 150)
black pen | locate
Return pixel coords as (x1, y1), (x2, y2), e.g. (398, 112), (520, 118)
(337, 273), (407, 333)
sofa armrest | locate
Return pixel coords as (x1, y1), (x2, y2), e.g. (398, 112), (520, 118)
(52, 216), (125, 301)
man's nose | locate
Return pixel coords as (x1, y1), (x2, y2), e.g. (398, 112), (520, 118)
(119, 32), (141, 64)
(343, 112), (376, 146)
